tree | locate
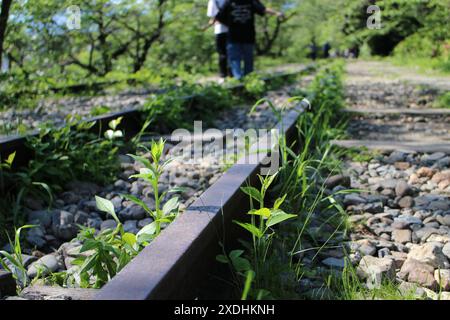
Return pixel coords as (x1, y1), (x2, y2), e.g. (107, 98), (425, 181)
(0, 0), (13, 68)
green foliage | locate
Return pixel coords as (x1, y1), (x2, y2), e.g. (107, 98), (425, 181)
(242, 73), (267, 100)
(143, 82), (234, 131)
(345, 147), (382, 162)
(0, 225), (36, 290)
(218, 174), (296, 300)
(125, 139), (181, 238)
(433, 92), (450, 109)
(56, 197), (141, 288)
(217, 63), (353, 300)
(44, 139), (180, 289)
(0, 117), (123, 242)
(25, 117), (122, 192)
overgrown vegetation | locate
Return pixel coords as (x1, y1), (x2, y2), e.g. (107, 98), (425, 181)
(217, 62), (355, 299)
(433, 92), (450, 109)
(0, 117), (124, 243)
(7, 139), (182, 290)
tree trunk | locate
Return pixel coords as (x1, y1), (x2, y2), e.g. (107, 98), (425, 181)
(0, 0), (13, 69)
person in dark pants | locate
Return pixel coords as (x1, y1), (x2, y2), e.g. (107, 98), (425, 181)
(323, 42), (331, 59)
(206, 0), (230, 81)
(216, 0), (284, 80)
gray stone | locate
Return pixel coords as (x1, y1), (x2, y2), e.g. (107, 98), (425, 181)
(359, 243), (377, 256)
(434, 269), (450, 291)
(19, 285), (97, 300)
(87, 218), (102, 229)
(357, 256), (396, 289)
(130, 181), (145, 195)
(380, 178), (398, 189)
(390, 251), (408, 269)
(66, 181), (100, 196)
(414, 227), (441, 242)
(27, 255), (59, 278)
(429, 200), (450, 211)
(53, 210), (74, 226)
(343, 194), (367, 206)
(27, 210), (52, 228)
(398, 196), (414, 208)
(25, 226), (47, 248)
(437, 215), (450, 227)
(74, 211), (89, 225)
(56, 225), (78, 241)
(324, 174), (351, 189)
(322, 257), (346, 269)
(123, 220), (138, 234)
(60, 191), (81, 205)
(363, 202), (384, 214)
(424, 222), (440, 229)
(395, 181), (413, 197)
(436, 157), (450, 168)
(138, 217), (154, 228)
(119, 205), (146, 221)
(443, 243), (450, 260)
(422, 152), (446, 165)
(111, 196), (123, 211)
(394, 215), (422, 227)
(398, 257), (434, 282)
(100, 219), (117, 231)
(407, 242), (449, 269)
(114, 179), (129, 189)
(386, 151), (406, 164)
(392, 229), (412, 244)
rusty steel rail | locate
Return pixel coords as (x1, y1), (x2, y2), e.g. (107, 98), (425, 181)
(95, 102), (307, 300)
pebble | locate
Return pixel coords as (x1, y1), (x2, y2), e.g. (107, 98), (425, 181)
(100, 219), (118, 231)
(27, 255), (59, 278)
(357, 256), (396, 289)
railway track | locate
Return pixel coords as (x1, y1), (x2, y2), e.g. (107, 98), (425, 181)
(0, 65), (316, 299)
(4, 60), (448, 301)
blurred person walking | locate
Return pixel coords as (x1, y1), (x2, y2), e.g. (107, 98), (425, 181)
(205, 0), (230, 81)
(216, 0), (284, 80)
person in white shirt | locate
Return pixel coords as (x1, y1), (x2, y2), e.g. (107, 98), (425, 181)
(205, 0), (230, 79)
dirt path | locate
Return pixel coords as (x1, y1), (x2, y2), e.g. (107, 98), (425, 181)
(335, 60), (450, 299)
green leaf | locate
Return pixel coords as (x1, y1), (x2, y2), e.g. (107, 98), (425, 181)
(273, 194), (287, 210)
(5, 152), (16, 166)
(231, 256), (252, 273)
(241, 270), (255, 300)
(95, 196), (119, 224)
(109, 117), (123, 130)
(248, 208), (271, 219)
(229, 250), (244, 260)
(127, 154), (152, 169)
(162, 197), (179, 216)
(216, 254), (229, 264)
(80, 239), (100, 253)
(136, 222), (157, 244)
(240, 186), (262, 203)
(266, 211), (297, 227)
(233, 221), (263, 238)
(122, 233), (137, 247)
